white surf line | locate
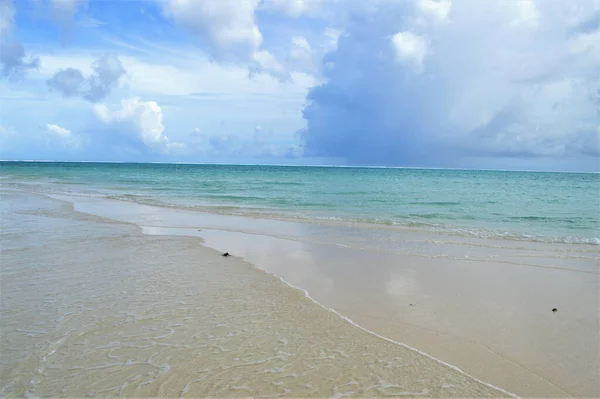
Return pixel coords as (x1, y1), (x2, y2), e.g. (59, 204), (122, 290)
(129, 228), (523, 397)
(266, 275), (520, 398)
(332, 306), (572, 398)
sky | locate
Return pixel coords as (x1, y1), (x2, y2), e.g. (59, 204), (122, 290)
(0, 0), (598, 171)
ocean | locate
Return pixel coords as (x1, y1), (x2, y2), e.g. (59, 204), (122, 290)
(2, 161), (599, 397)
(1, 161), (598, 245)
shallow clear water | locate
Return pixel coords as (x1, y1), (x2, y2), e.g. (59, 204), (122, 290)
(0, 191), (511, 398)
(1, 161), (598, 243)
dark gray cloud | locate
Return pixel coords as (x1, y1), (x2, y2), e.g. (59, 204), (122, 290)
(300, 8), (445, 167)
(0, 40), (40, 80)
(46, 67), (85, 96)
(84, 54), (127, 101)
(570, 11), (600, 36)
(300, 1), (600, 167)
(47, 54), (127, 102)
(0, 0), (39, 80)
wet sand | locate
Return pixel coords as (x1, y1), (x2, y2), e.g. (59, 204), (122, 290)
(1, 190), (513, 397)
(52, 192), (600, 398)
(174, 229), (600, 398)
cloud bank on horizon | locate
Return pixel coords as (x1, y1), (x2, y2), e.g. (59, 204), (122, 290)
(0, 0), (598, 171)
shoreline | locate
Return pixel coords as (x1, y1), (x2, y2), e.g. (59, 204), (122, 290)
(1, 189), (517, 398)
(2, 172), (598, 247)
(264, 274), (520, 399)
(40, 190), (600, 397)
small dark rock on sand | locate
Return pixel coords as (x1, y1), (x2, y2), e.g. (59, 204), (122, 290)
(222, 252), (231, 257)
(552, 308), (557, 312)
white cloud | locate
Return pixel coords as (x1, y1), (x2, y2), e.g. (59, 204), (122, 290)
(44, 122), (82, 149)
(0, 0), (15, 38)
(391, 31), (428, 71)
(112, 48), (315, 96)
(417, 0), (451, 23)
(292, 36), (311, 52)
(568, 29), (600, 60)
(93, 97), (166, 146)
(29, 49), (314, 154)
(251, 49), (288, 79)
(161, 0), (298, 78)
(162, 0), (263, 61)
(511, 0), (540, 28)
(323, 28), (341, 52)
(262, 0), (323, 17)
(287, 36), (314, 73)
(46, 123), (71, 137)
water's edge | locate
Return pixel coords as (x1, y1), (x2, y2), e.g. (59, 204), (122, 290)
(44, 190), (523, 397)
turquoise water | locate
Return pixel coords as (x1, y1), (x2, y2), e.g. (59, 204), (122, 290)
(1, 161), (598, 244)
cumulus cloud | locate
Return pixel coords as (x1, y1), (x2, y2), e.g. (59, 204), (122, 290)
(0, 41), (41, 80)
(283, 30), (344, 75)
(323, 28), (341, 52)
(416, 0), (451, 24)
(162, 0), (292, 79)
(46, 123), (71, 137)
(162, 0), (262, 61)
(93, 97), (166, 147)
(301, 0), (600, 167)
(287, 36), (315, 73)
(510, 0), (539, 28)
(262, 0), (323, 17)
(85, 54), (127, 101)
(0, 0), (40, 80)
(250, 49), (288, 79)
(88, 96), (186, 158)
(47, 54), (127, 102)
(391, 31), (427, 71)
(46, 67), (85, 96)
(44, 122), (82, 148)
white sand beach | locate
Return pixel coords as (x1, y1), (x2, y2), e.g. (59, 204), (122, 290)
(1, 189), (598, 397)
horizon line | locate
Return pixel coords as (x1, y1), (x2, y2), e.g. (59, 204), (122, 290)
(1, 159), (598, 174)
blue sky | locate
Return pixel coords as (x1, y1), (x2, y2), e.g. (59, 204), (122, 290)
(0, 0), (598, 171)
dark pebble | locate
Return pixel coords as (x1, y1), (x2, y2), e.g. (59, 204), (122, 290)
(552, 308), (557, 312)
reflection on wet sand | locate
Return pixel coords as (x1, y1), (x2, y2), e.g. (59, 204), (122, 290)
(188, 228), (598, 398)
